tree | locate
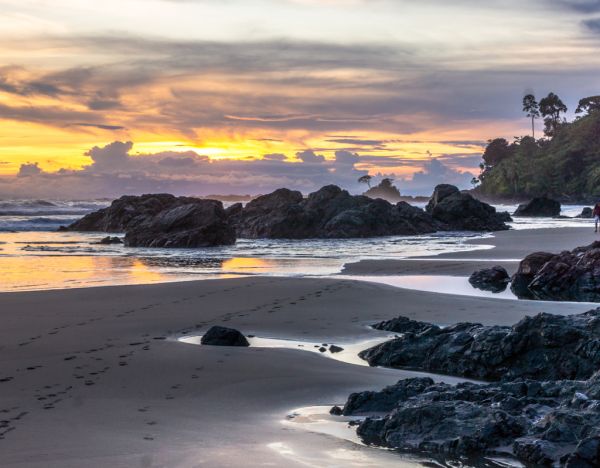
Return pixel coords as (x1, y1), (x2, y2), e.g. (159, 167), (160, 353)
(575, 96), (600, 116)
(482, 138), (512, 167)
(522, 94), (540, 139)
(358, 175), (372, 188)
(539, 92), (567, 138)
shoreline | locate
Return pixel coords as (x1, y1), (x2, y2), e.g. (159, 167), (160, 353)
(0, 227), (597, 467)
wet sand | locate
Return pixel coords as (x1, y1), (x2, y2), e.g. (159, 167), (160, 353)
(343, 226), (598, 276)
(0, 227), (595, 467)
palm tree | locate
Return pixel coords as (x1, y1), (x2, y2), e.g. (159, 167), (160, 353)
(522, 94), (540, 139)
(358, 175), (372, 188)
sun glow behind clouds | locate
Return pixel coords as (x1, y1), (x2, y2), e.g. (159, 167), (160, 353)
(1, 0), (600, 195)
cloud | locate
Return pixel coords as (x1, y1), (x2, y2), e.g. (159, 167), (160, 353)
(399, 158), (475, 196)
(17, 162), (42, 177)
(0, 141), (369, 198)
(583, 18), (600, 32)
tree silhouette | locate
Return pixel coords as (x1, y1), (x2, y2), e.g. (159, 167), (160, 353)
(576, 96), (600, 116)
(522, 94), (540, 139)
(539, 92), (567, 138)
(358, 175), (372, 188)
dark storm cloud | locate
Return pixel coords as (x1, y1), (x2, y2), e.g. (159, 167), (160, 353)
(583, 18), (600, 32)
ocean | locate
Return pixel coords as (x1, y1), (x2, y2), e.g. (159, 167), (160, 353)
(0, 199), (592, 292)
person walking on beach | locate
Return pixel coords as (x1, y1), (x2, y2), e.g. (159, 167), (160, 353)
(594, 203), (600, 233)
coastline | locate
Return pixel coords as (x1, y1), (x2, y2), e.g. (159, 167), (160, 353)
(0, 226), (596, 467)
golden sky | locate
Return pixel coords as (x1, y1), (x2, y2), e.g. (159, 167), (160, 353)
(1, 0), (600, 196)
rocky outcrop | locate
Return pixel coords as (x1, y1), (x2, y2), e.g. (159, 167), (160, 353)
(360, 309), (600, 381)
(371, 316), (437, 335)
(425, 184), (511, 231)
(65, 194), (200, 232)
(124, 200), (235, 248)
(577, 207), (593, 219)
(229, 185), (441, 239)
(514, 197), (561, 217)
(468, 266), (510, 292)
(338, 375), (600, 467)
(200, 326), (250, 347)
(511, 242), (600, 301)
(97, 236), (122, 245)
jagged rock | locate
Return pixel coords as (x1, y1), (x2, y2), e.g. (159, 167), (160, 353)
(329, 406), (343, 416)
(514, 197), (561, 217)
(371, 316), (436, 335)
(468, 266), (510, 293)
(426, 184), (511, 231)
(97, 236), (122, 245)
(65, 194), (200, 232)
(230, 185), (441, 239)
(200, 326), (249, 347)
(339, 375), (600, 466)
(124, 200), (235, 248)
(511, 242), (600, 301)
(577, 207), (593, 219)
(360, 309), (600, 381)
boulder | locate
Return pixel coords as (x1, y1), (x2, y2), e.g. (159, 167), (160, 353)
(514, 197), (561, 217)
(577, 207), (593, 219)
(124, 200), (235, 248)
(511, 242), (600, 301)
(338, 375), (600, 466)
(230, 185), (441, 239)
(97, 236), (122, 245)
(468, 266), (510, 293)
(200, 326), (249, 347)
(426, 184), (511, 231)
(65, 193), (198, 232)
(371, 316), (437, 335)
(360, 309), (600, 381)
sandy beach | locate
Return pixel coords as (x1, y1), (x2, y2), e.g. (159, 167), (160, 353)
(0, 227), (596, 467)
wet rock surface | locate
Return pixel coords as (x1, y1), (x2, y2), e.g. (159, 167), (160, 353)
(360, 309), (600, 381)
(228, 185), (441, 239)
(577, 207), (593, 219)
(425, 184), (511, 231)
(511, 241), (600, 301)
(514, 197), (561, 217)
(123, 200), (236, 248)
(468, 266), (510, 293)
(200, 326), (250, 347)
(338, 375), (600, 467)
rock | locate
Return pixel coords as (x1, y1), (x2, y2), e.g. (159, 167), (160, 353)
(468, 266), (510, 293)
(341, 375), (600, 466)
(577, 207), (593, 219)
(97, 236), (122, 245)
(124, 200), (236, 248)
(230, 185), (441, 239)
(200, 326), (249, 347)
(514, 197), (561, 217)
(329, 405), (343, 416)
(65, 194), (236, 248)
(360, 309), (600, 381)
(371, 316), (436, 335)
(329, 345), (344, 353)
(511, 242), (600, 301)
(426, 184), (511, 231)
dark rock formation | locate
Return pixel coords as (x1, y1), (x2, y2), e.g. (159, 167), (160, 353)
(425, 184), (511, 231)
(360, 309), (600, 381)
(65, 194), (199, 232)
(200, 326), (249, 347)
(371, 315), (437, 335)
(514, 197), (561, 217)
(339, 375), (600, 467)
(363, 179), (402, 203)
(64, 194), (235, 248)
(229, 185), (441, 239)
(97, 236), (122, 245)
(124, 200), (235, 248)
(577, 207), (593, 219)
(468, 266), (510, 293)
(511, 242), (600, 301)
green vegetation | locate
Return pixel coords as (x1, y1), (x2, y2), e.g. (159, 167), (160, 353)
(476, 94), (600, 201)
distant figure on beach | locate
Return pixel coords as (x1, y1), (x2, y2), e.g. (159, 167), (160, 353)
(594, 203), (600, 232)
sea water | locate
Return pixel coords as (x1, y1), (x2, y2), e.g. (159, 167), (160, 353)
(0, 199), (592, 292)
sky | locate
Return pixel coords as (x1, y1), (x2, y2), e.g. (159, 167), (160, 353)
(1, 0), (600, 198)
